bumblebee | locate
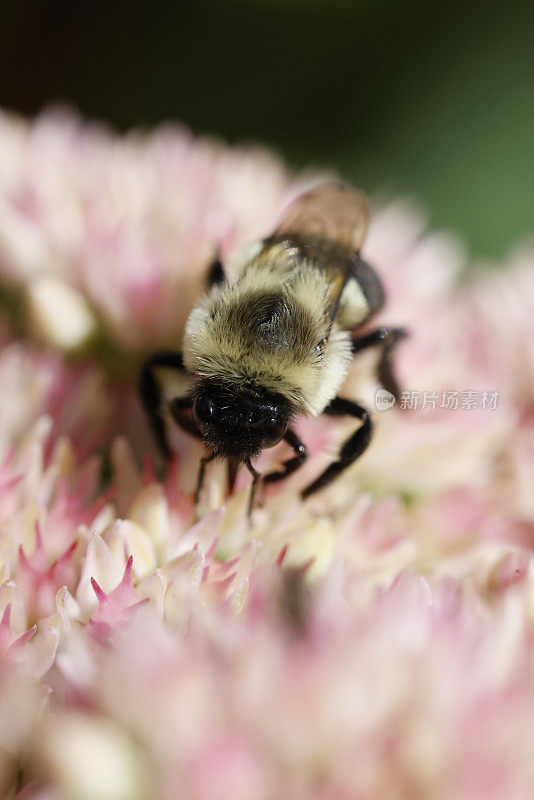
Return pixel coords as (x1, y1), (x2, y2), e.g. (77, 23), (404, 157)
(140, 183), (406, 514)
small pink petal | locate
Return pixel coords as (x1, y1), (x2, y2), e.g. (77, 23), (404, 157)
(0, 603), (12, 650)
(9, 624), (37, 653)
(90, 577), (108, 609)
(277, 545), (289, 568)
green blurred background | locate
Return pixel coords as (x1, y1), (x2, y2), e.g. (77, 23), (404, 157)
(2, 0), (533, 261)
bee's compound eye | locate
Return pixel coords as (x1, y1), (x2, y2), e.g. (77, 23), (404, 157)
(193, 396), (214, 429)
(264, 416), (287, 447)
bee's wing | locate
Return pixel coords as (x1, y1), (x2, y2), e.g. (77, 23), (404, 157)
(274, 182), (370, 252)
(274, 182), (371, 327)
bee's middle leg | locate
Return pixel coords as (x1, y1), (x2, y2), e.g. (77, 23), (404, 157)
(207, 253), (227, 288)
(351, 326), (407, 401)
(139, 351), (190, 460)
(301, 396), (372, 499)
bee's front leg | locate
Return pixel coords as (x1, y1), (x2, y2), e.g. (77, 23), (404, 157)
(195, 452), (217, 506)
(263, 430), (307, 484)
(244, 458), (262, 518)
(301, 397), (372, 499)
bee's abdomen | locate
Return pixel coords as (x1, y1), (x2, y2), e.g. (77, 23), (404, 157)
(336, 257), (385, 331)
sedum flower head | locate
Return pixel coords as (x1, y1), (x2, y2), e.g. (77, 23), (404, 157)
(0, 108), (531, 798)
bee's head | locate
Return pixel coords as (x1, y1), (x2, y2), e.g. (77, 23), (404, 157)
(192, 380), (292, 460)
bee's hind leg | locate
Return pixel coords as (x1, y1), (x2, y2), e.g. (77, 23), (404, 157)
(301, 397), (372, 499)
(351, 327), (407, 401)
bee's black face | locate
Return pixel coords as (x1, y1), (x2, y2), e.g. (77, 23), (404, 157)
(192, 381), (291, 459)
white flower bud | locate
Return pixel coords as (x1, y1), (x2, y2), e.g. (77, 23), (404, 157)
(26, 275), (96, 351)
(41, 714), (148, 800)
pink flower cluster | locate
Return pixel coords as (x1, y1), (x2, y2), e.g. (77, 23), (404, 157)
(0, 108), (532, 799)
